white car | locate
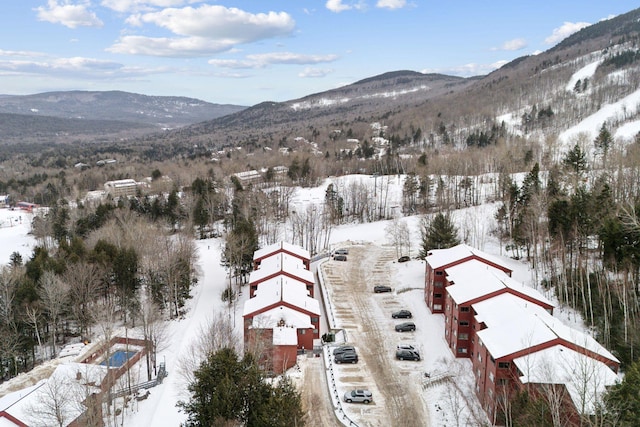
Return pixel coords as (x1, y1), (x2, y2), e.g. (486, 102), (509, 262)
(343, 389), (372, 404)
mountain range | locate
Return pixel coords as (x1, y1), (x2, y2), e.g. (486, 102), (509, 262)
(2, 6), (640, 151)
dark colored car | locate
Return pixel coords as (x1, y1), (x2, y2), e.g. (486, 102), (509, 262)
(334, 248), (349, 255)
(374, 285), (392, 293)
(396, 349), (421, 361)
(333, 345), (356, 356)
(395, 322), (416, 332)
(392, 309), (412, 319)
(397, 344), (416, 351)
(343, 389), (372, 404)
(398, 255), (411, 263)
(334, 255), (347, 261)
(334, 352), (358, 364)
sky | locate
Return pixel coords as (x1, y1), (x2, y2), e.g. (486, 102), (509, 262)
(1, 2), (638, 106)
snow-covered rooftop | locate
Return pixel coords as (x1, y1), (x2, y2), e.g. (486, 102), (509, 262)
(249, 252), (314, 284)
(252, 305), (313, 329)
(273, 326), (299, 346)
(475, 293), (618, 364)
(253, 241), (310, 261)
(0, 362), (108, 426)
(426, 243), (511, 271)
(513, 344), (619, 415)
(243, 275), (320, 317)
(445, 260), (553, 307)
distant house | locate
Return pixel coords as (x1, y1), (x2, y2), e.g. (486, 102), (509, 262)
(96, 159), (117, 166)
(74, 162), (89, 170)
(104, 179), (140, 198)
(16, 201), (38, 212)
(233, 170), (262, 186)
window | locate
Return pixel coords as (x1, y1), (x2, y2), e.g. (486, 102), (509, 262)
(498, 378), (509, 386)
(300, 329), (306, 334)
(436, 271), (444, 276)
(313, 329), (318, 334)
(459, 321), (469, 327)
(489, 372), (494, 382)
(460, 306), (470, 312)
(311, 317), (319, 323)
(459, 333), (469, 340)
(434, 293), (442, 298)
(434, 304), (442, 310)
(457, 347), (467, 354)
(498, 362), (511, 369)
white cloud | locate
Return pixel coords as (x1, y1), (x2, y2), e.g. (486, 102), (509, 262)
(0, 49), (46, 58)
(0, 56), (129, 77)
(326, 0), (352, 12)
(139, 5), (295, 39)
(422, 59), (507, 77)
(299, 67), (333, 78)
(326, 0), (365, 13)
(248, 52), (338, 65)
(376, 0), (406, 10)
(209, 52), (339, 69)
(35, 0), (103, 29)
(496, 38), (527, 51)
(108, 35), (236, 57)
(109, 5), (295, 57)
(544, 21), (590, 45)
(100, 0), (196, 13)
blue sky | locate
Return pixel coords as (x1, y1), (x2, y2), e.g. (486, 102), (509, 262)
(1, 1), (638, 106)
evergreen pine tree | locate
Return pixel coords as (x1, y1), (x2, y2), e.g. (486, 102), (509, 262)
(419, 212), (460, 257)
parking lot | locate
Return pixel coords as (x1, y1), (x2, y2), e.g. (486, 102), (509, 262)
(319, 243), (432, 426)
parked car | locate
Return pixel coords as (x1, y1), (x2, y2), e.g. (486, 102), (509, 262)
(392, 309), (412, 319)
(334, 352), (358, 364)
(334, 254), (347, 261)
(334, 248), (349, 255)
(395, 322), (416, 332)
(343, 389), (372, 404)
(398, 255), (411, 263)
(374, 285), (393, 293)
(397, 344), (416, 351)
(396, 349), (421, 361)
(333, 345), (356, 356)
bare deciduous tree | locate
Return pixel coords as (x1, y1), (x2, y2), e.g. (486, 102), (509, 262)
(64, 261), (102, 338)
(177, 312), (239, 390)
(138, 294), (170, 381)
(40, 271), (69, 357)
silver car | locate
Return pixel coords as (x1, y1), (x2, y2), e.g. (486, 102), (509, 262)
(343, 389), (373, 404)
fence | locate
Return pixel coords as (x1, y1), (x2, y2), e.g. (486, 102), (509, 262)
(111, 362), (167, 399)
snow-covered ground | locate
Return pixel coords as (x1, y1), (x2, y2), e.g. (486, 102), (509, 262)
(0, 174), (595, 426)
